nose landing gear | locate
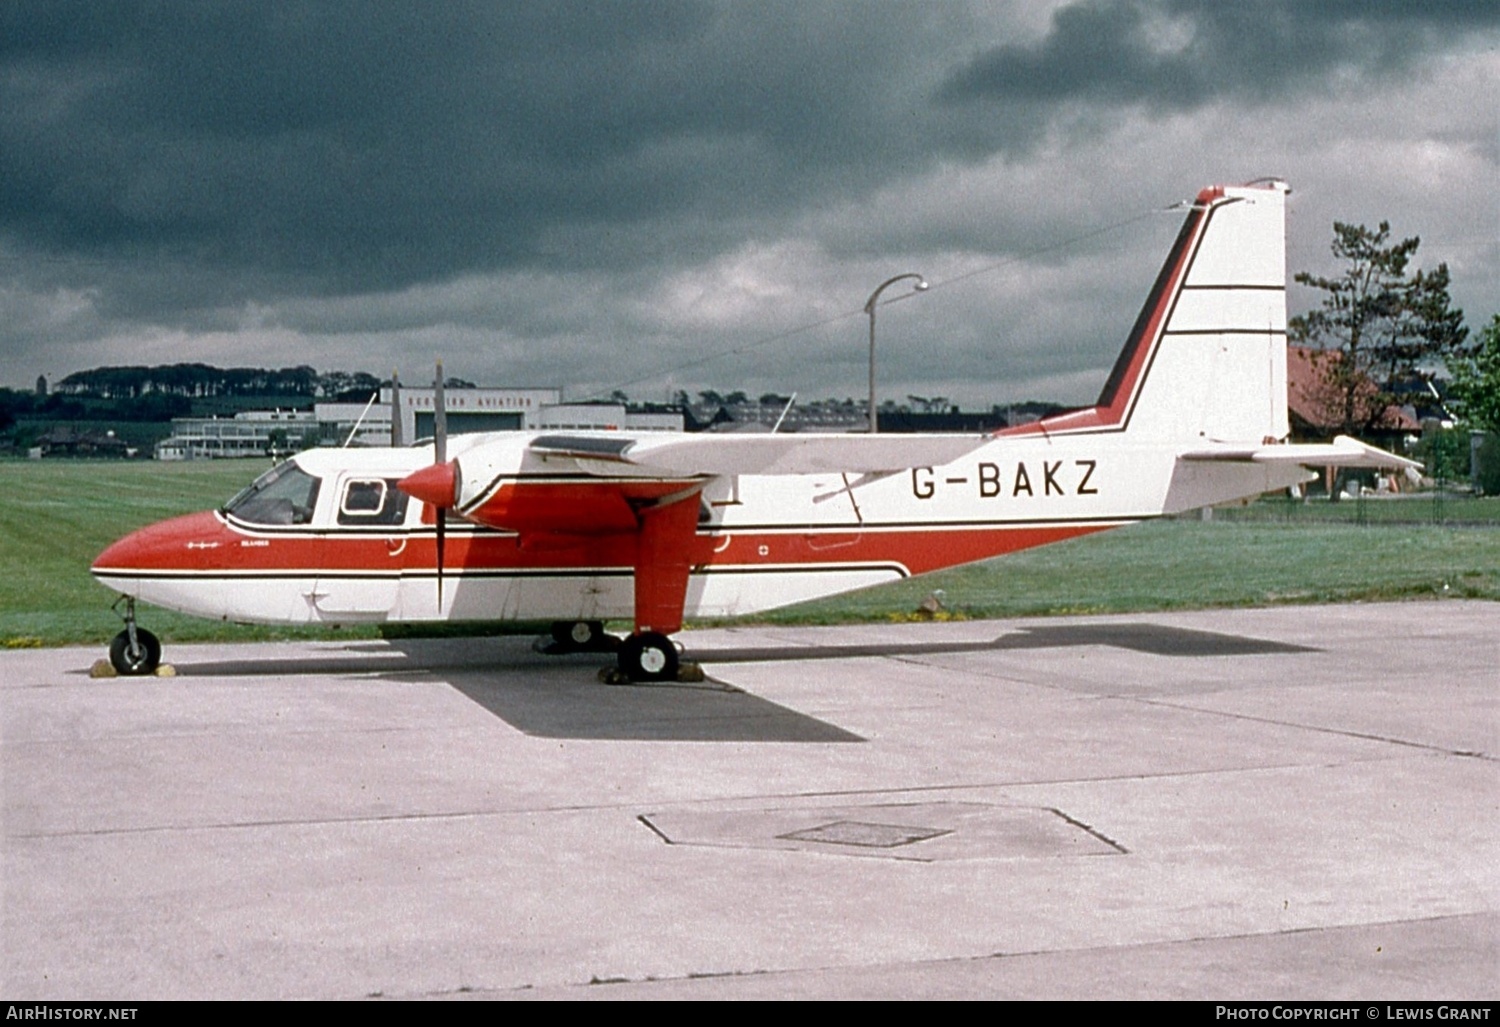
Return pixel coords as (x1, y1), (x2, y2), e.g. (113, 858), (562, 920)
(108, 596), (161, 676)
(541, 621), (693, 683)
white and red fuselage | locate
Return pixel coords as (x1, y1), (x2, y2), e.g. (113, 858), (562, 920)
(92, 429), (1299, 629)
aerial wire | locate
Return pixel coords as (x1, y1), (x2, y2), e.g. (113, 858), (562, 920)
(584, 203), (1169, 401)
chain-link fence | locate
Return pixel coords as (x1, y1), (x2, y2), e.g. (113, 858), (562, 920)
(1191, 492), (1500, 527)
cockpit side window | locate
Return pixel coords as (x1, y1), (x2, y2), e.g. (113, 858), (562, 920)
(222, 463), (322, 526)
(343, 479), (386, 514)
(337, 478), (409, 526)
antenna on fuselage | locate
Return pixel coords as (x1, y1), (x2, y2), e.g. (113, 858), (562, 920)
(343, 390), (380, 448)
(771, 392), (797, 433)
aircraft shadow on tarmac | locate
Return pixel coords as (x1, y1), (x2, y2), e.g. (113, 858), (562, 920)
(168, 623), (1314, 744)
(685, 621), (1320, 665)
(173, 637), (864, 743)
(443, 670), (866, 743)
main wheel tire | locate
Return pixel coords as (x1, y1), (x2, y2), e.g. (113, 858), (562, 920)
(618, 631), (679, 682)
(550, 620), (605, 650)
(109, 628), (161, 676)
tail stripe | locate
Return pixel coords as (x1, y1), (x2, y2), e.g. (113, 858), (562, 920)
(1094, 202), (1211, 416)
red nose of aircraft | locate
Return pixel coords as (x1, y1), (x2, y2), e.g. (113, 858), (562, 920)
(397, 460), (459, 509)
(91, 510), (228, 582)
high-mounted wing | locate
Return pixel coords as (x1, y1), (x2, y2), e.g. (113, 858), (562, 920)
(529, 431), (990, 477)
(397, 430), (992, 647)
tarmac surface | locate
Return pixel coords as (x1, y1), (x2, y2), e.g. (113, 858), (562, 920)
(2, 601), (1496, 1000)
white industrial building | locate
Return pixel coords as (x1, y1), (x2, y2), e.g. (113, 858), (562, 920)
(154, 409), (320, 460)
(156, 385), (683, 459)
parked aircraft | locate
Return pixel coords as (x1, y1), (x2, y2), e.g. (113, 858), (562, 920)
(92, 180), (1416, 680)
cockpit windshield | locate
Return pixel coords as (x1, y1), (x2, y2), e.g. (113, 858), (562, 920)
(221, 462), (322, 526)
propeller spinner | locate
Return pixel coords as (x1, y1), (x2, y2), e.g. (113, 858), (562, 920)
(397, 460), (458, 509)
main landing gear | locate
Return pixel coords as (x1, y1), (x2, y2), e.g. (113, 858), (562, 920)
(108, 595), (161, 676)
(539, 619), (621, 657)
(617, 631), (680, 682)
(540, 620), (686, 683)
(548, 619), (612, 652)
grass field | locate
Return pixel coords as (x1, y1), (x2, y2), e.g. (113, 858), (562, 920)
(759, 519), (1500, 625)
(0, 459), (365, 648)
(2, 458), (1497, 650)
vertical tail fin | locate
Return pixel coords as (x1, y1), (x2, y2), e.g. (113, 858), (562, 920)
(1011, 180), (1290, 444)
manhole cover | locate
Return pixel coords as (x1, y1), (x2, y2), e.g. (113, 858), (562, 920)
(777, 820), (951, 849)
(641, 800), (1125, 861)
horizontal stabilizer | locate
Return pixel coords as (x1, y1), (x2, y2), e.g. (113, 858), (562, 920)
(1179, 435), (1421, 471)
(530, 432), (988, 477)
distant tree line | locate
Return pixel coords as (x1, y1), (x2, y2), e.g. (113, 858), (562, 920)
(0, 364), (396, 441)
(0, 388), (191, 434)
(51, 364), (388, 401)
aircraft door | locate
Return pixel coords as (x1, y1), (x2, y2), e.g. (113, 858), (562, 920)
(312, 475), (410, 622)
(803, 473), (865, 552)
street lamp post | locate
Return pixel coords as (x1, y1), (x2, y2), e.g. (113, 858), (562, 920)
(864, 273), (928, 434)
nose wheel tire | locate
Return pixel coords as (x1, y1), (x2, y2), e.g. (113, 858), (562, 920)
(618, 632), (679, 682)
(109, 628), (161, 676)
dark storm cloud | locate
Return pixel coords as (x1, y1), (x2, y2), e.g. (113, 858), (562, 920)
(940, 0), (1500, 110)
(1, 2), (1496, 399)
(4, 0), (1492, 303)
(0, 1), (965, 296)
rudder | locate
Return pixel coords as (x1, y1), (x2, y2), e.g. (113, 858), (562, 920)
(1013, 180), (1291, 445)
(1112, 180), (1290, 444)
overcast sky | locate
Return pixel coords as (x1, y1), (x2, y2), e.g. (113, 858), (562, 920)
(2, 1), (1496, 407)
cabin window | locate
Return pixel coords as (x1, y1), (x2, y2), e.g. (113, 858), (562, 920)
(222, 463), (322, 526)
(337, 478), (409, 526)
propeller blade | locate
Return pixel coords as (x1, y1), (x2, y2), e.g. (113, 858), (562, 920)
(433, 360), (449, 611)
(435, 509), (446, 611)
(433, 358), (447, 465)
(396, 459), (459, 613)
(397, 358), (449, 611)
(389, 370), (403, 446)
